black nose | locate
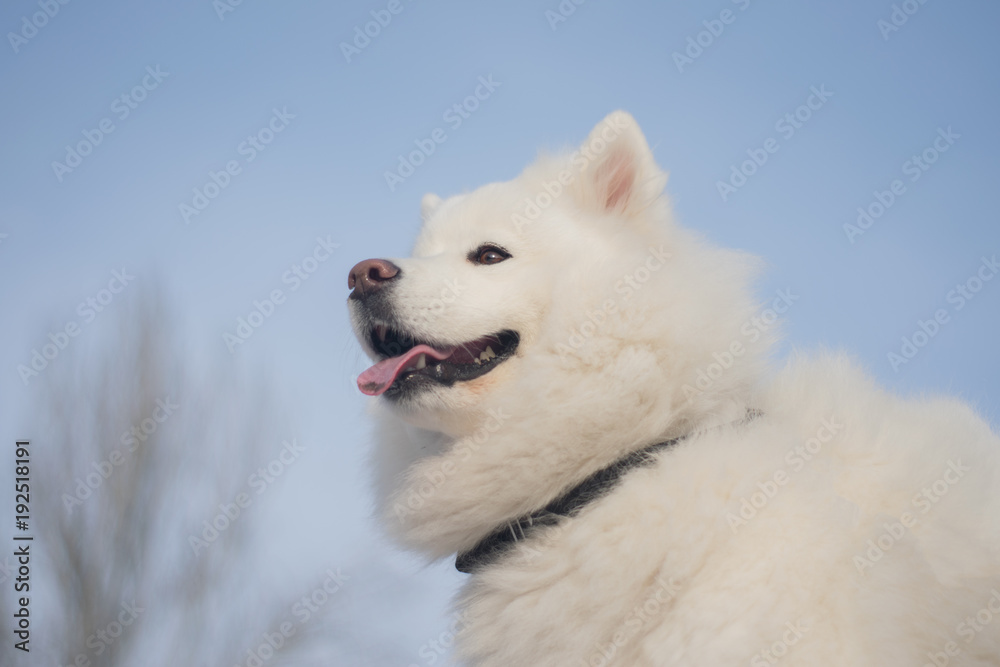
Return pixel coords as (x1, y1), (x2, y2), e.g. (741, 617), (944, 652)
(348, 258), (401, 299)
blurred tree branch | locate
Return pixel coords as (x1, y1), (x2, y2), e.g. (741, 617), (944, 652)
(9, 287), (336, 667)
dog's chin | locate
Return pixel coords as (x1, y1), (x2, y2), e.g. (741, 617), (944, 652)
(380, 362), (516, 435)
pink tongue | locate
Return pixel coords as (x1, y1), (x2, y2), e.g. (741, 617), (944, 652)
(357, 344), (455, 396)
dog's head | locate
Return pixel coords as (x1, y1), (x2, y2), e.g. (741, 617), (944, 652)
(348, 111), (764, 436)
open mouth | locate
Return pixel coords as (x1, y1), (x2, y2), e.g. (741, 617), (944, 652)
(357, 325), (519, 397)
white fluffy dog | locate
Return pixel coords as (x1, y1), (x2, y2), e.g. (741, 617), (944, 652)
(347, 112), (1000, 666)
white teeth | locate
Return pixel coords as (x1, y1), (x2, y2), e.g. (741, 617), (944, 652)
(376, 325), (387, 343)
(415, 354), (427, 370)
(480, 346), (496, 362)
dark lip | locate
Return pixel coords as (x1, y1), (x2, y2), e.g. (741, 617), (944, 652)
(366, 326), (520, 399)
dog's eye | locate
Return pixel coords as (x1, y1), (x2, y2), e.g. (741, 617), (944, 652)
(470, 244), (511, 266)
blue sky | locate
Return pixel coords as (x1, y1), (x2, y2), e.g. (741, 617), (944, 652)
(1, 0), (998, 663)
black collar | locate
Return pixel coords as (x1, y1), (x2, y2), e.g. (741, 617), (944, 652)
(455, 436), (681, 573)
(455, 410), (762, 573)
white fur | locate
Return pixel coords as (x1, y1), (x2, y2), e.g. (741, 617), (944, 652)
(351, 112), (1000, 666)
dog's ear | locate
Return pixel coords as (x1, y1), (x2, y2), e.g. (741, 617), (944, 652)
(572, 111), (666, 217)
(421, 193), (443, 222)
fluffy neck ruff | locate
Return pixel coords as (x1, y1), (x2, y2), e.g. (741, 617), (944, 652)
(378, 343), (761, 561)
(454, 408), (762, 572)
(454, 436), (684, 572)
